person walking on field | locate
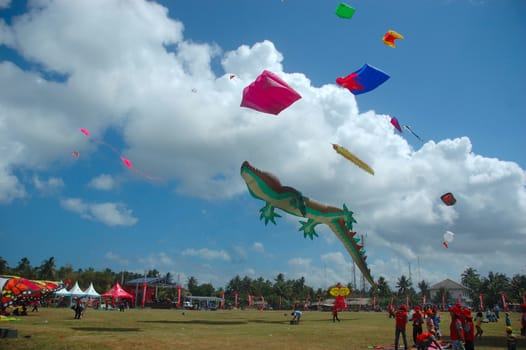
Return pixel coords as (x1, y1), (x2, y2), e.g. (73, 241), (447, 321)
(474, 311), (484, 339)
(332, 306), (341, 322)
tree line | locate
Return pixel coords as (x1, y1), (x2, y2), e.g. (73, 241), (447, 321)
(1, 256), (524, 309)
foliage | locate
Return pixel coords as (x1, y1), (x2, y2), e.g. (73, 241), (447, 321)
(1, 256), (525, 310)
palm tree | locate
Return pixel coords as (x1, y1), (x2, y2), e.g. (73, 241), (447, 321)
(39, 256), (56, 280)
(481, 271), (510, 307)
(15, 257), (33, 278)
(396, 275), (412, 296)
(461, 267), (481, 303)
(417, 280), (430, 299)
(0, 257), (9, 275)
(187, 276), (199, 295)
(376, 276), (392, 297)
(509, 274), (526, 303)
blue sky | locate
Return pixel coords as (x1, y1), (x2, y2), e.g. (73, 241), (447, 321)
(0, 0), (525, 291)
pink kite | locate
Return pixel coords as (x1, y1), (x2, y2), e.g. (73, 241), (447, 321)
(121, 157), (132, 168)
(78, 127), (161, 181)
(240, 70), (301, 115)
(390, 117), (402, 133)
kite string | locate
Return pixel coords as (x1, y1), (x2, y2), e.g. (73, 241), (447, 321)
(81, 128), (163, 182)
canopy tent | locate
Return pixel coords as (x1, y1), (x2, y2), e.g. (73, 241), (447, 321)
(102, 282), (134, 303)
(68, 281), (86, 298)
(83, 282), (101, 299)
(54, 287), (71, 297)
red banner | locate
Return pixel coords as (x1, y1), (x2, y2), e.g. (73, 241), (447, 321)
(423, 295), (427, 305)
(373, 294), (377, 310)
(479, 293), (484, 311)
(501, 292), (508, 311)
(441, 293), (445, 310)
(234, 291), (238, 308)
(177, 285), (181, 308)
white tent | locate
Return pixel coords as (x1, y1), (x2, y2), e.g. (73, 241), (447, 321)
(54, 287), (71, 297)
(83, 282), (101, 298)
(69, 281), (86, 298)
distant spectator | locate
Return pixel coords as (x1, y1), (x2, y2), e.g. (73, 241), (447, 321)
(290, 310), (302, 324)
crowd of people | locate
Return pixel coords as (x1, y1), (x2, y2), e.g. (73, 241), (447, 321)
(391, 302), (526, 350)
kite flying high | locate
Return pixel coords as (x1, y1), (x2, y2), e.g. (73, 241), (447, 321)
(240, 161), (375, 287)
(240, 70), (301, 115)
(336, 64), (390, 95)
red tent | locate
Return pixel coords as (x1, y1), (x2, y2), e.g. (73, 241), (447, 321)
(102, 282), (135, 304)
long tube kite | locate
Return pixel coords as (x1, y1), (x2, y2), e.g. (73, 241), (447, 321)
(332, 144), (374, 175)
(240, 161), (375, 287)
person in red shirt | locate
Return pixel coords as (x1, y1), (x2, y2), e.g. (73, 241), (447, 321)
(416, 331), (442, 350)
(463, 308), (475, 350)
(412, 306), (424, 346)
(449, 305), (465, 350)
(394, 304), (409, 350)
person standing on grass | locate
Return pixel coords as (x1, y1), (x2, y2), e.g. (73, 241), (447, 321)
(474, 311), (484, 339)
(412, 306), (423, 346)
(449, 306), (465, 350)
(332, 306), (341, 323)
(394, 304), (409, 350)
(463, 309), (475, 350)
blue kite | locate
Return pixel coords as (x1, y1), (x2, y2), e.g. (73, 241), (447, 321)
(336, 64), (390, 95)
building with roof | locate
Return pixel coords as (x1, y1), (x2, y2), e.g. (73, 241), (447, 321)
(429, 278), (472, 306)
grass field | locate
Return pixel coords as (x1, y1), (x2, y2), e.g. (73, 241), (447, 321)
(0, 308), (522, 350)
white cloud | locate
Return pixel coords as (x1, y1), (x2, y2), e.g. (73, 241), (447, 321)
(60, 197), (138, 226)
(32, 175), (64, 195)
(104, 252), (129, 266)
(88, 174), (116, 191)
(137, 252), (174, 269)
(0, 0), (10, 9)
(182, 248), (231, 262)
(252, 242), (265, 253)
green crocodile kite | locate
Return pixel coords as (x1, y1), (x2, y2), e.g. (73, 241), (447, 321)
(240, 161), (375, 287)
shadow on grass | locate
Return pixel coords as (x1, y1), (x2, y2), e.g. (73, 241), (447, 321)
(71, 327), (141, 332)
(475, 335), (516, 348)
(139, 320), (247, 325)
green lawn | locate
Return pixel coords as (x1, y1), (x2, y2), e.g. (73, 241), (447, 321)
(0, 308), (522, 350)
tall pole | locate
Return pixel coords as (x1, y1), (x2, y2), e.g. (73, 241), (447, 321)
(360, 234), (365, 293)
